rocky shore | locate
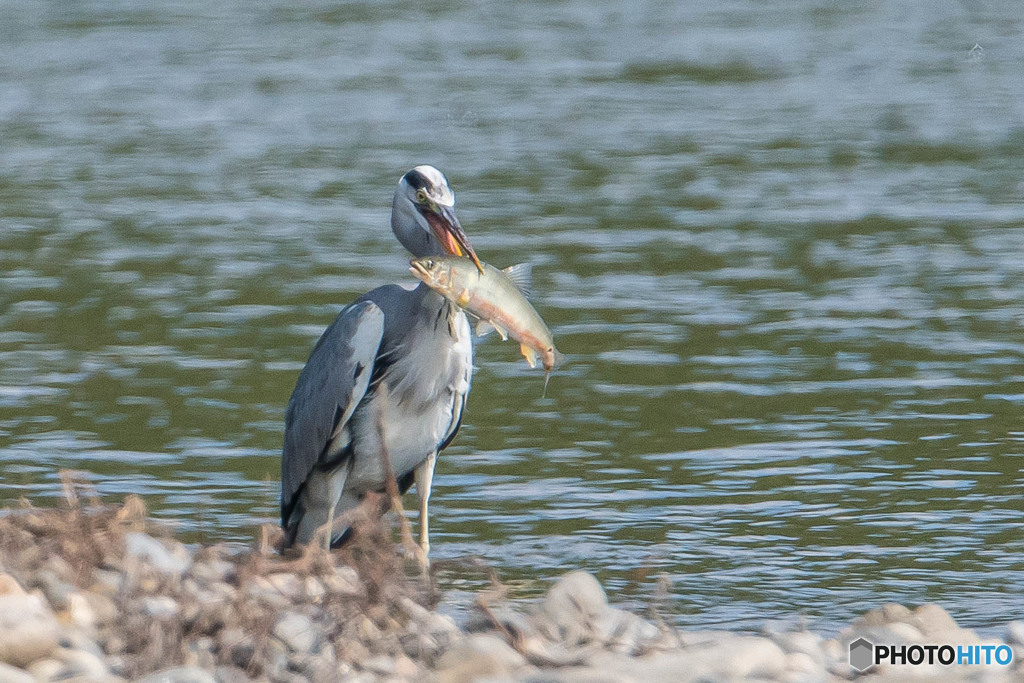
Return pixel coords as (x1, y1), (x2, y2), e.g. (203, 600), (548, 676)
(0, 496), (1020, 682)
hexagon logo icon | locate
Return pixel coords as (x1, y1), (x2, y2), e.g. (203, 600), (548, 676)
(849, 637), (874, 671)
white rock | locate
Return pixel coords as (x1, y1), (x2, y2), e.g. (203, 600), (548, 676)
(142, 596), (181, 619)
(0, 594), (61, 667)
(908, 603), (959, 638)
(424, 612), (460, 637)
(303, 577), (325, 602)
(66, 592), (97, 630)
(322, 567), (360, 596)
(771, 630), (822, 657)
(36, 570), (74, 610)
(56, 647), (109, 678)
(0, 575), (26, 596)
(58, 630), (106, 659)
(592, 608), (661, 653)
(272, 612), (318, 655)
(265, 573), (302, 598)
(360, 655), (395, 675)
(189, 559), (234, 585)
(854, 603), (913, 627)
(92, 569), (123, 594)
(561, 637), (788, 683)
(212, 666), (250, 683)
(136, 666), (218, 683)
(1006, 621), (1024, 646)
(398, 596), (431, 622)
(534, 571), (610, 643)
(839, 621), (924, 650)
(681, 635), (789, 680)
(0, 662), (34, 683)
(24, 658), (66, 681)
(124, 532), (191, 576)
(436, 633), (527, 682)
(785, 651), (824, 679)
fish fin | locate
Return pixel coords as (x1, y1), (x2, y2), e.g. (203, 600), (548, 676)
(520, 343), (537, 368)
(476, 320), (509, 340)
(502, 263), (532, 298)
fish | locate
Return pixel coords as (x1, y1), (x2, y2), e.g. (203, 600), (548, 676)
(409, 256), (564, 381)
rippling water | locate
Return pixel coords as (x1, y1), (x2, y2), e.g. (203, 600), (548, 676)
(2, 1), (1023, 631)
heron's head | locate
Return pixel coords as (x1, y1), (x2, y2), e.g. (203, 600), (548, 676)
(392, 165), (483, 273)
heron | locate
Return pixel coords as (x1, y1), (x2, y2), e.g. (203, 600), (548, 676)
(280, 165), (484, 559)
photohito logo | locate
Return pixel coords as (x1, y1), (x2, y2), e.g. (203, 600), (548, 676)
(849, 637), (1014, 672)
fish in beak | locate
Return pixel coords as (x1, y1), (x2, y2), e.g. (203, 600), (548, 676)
(420, 203), (484, 273)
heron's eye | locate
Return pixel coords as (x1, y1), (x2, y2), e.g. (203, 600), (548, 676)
(415, 189), (429, 204)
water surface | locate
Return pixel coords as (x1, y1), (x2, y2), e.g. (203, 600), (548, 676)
(2, 0), (1023, 631)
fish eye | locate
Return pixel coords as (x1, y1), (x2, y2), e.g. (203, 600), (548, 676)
(423, 259), (434, 268)
(415, 189), (429, 203)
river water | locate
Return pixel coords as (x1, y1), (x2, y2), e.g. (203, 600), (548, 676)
(1, 0), (1022, 631)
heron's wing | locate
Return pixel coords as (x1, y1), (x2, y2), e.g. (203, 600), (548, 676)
(281, 300), (385, 526)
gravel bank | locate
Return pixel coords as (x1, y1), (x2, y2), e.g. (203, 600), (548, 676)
(0, 498), (1020, 682)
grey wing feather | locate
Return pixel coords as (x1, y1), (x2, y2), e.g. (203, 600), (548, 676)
(280, 301), (385, 526)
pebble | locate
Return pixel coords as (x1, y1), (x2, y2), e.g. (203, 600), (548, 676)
(6, 505), (1024, 683)
(211, 666), (250, 683)
(907, 603), (959, 638)
(565, 636), (789, 682)
(24, 658), (66, 681)
(142, 595), (181, 619)
(136, 666), (218, 683)
(91, 569), (124, 594)
(125, 532), (192, 576)
(218, 628), (255, 669)
(0, 575), (26, 596)
(303, 577), (326, 602)
(360, 654), (397, 675)
(784, 651), (821, 678)
(36, 570), (75, 610)
(1006, 620), (1024, 645)
(0, 662), (35, 683)
(56, 646), (110, 678)
(0, 594), (61, 667)
(265, 572), (303, 598)
(272, 611), (319, 655)
(534, 570), (610, 643)
(436, 634), (527, 683)
(58, 630), (106, 659)
(854, 602), (913, 627)
(322, 566), (361, 596)
(189, 559), (234, 585)
(66, 591), (98, 630)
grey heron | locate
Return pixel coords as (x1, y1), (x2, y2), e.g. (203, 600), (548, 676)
(280, 165), (484, 558)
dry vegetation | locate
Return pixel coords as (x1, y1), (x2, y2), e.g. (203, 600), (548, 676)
(0, 479), (450, 680)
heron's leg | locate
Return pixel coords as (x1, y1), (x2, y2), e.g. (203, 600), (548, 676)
(414, 451), (437, 562)
(324, 505), (334, 552)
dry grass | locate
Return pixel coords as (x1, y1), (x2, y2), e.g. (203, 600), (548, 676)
(0, 475), (441, 679)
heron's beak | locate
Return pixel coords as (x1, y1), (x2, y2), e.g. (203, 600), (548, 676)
(422, 204), (484, 274)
